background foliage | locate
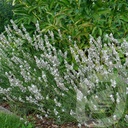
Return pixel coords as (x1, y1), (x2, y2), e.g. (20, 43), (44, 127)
(0, 0), (13, 33)
(11, 0), (128, 47)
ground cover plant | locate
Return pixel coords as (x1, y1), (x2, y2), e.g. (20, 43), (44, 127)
(0, 21), (128, 127)
(0, 112), (34, 128)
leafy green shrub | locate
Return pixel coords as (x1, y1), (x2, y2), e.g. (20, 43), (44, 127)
(11, 0), (128, 48)
(0, 0), (13, 33)
(0, 21), (128, 127)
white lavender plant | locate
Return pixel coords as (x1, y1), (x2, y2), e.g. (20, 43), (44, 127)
(0, 20), (128, 126)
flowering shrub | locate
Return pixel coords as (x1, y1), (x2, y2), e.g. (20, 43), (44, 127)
(0, 21), (128, 126)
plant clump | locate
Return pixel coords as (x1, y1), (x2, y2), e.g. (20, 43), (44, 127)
(0, 21), (128, 127)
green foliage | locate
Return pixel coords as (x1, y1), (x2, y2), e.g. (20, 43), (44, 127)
(11, 0), (128, 49)
(0, 0), (13, 33)
(0, 112), (34, 128)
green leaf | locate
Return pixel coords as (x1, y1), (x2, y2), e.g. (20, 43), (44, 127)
(28, 6), (37, 14)
(120, 15), (128, 22)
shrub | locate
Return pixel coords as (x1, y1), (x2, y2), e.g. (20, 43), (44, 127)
(11, 0), (128, 47)
(0, 21), (128, 127)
